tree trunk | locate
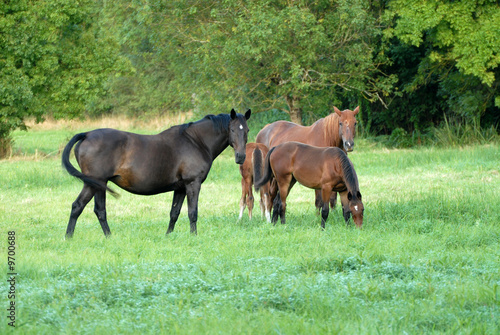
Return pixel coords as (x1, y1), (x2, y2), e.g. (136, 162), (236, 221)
(285, 95), (302, 125)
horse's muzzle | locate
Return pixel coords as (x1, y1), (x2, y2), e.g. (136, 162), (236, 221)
(344, 141), (354, 152)
(235, 152), (246, 164)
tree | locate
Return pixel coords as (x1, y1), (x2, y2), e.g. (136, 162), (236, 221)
(384, 0), (500, 125)
(120, 0), (395, 124)
(0, 0), (127, 156)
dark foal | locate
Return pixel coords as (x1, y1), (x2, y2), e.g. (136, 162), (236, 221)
(62, 109), (251, 238)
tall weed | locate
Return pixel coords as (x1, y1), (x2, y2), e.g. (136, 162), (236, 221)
(432, 115), (499, 146)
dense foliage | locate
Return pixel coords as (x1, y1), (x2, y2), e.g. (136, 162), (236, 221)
(1, 0), (499, 155)
(371, 0), (500, 134)
(100, 0), (396, 124)
(0, 0), (128, 155)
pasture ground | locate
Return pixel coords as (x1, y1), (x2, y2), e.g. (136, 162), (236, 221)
(1, 117), (499, 334)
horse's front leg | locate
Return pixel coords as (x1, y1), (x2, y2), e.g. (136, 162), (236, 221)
(339, 191), (351, 225)
(186, 181), (202, 235)
(269, 178), (279, 220)
(238, 178), (247, 221)
(166, 188), (186, 234)
(314, 189), (323, 215)
(320, 187), (332, 230)
(246, 184), (254, 220)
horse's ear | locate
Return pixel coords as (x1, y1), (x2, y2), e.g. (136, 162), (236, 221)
(230, 109), (237, 119)
(334, 106), (342, 117)
(245, 109), (251, 120)
(353, 106), (360, 115)
(347, 192), (352, 201)
(357, 191), (362, 200)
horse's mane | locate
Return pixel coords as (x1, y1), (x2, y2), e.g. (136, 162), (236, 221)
(333, 149), (360, 195)
(178, 113), (230, 135)
(204, 114), (231, 132)
(321, 113), (339, 147)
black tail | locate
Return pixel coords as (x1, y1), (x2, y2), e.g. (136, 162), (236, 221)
(62, 133), (118, 196)
(253, 146), (263, 192)
(254, 146), (275, 191)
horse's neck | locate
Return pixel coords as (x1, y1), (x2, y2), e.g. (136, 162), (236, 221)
(314, 117), (340, 147)
(338, 155), (359, 193)
(186, 121), (229, 160)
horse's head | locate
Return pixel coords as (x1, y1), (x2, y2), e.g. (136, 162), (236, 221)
(229, 108), (251, 164)
(335, 106), (359, 152)
(347, 190), (364, 228)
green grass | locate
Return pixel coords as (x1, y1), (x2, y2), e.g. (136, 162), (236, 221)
(1, 124), (499, 334)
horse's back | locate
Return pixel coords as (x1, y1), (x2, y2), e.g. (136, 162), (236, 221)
(289, 142), (344, 163)
(76, 129), (129, 162)
(256, 121), (308, 148)
(256, 119), (335, 148)
(240, 142), (269, 176)
(77, 128), (165, 161)
(272, 142), (343, 189)
(248, 142), (269, 157)
(75, 127), (193, 193)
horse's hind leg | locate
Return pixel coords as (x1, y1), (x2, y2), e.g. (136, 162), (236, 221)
(315, 189), (323, 215)
(239, 196), (246, 221)
(94, 190), (111, 237)
(167, 189), (186, 234)
(330, 192), (338, 209)
(246, 185), (254, 220)
(260, 190), (271, 223)
(277, 178), (296, 225)
(66, 184), (96, 239)
(238, 178), (248, 221)
(186, 181), (202, 234)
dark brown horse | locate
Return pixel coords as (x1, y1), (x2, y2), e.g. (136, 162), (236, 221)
(255, 141), (364, 229)
(238, 143), (272, 222)
(255, 106), (359, 210)
(62, 109), (251, 238)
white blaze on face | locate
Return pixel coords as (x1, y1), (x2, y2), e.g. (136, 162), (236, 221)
(239, 125), (243, 130)
(354, 205), (358, 211)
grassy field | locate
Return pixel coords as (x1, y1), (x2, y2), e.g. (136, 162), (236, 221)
(1, 117), (499, 334)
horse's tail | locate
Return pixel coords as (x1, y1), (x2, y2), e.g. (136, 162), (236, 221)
(254, 146), (275, 191)
(62, 133), (118, 197)
(252, 146), (264, 191)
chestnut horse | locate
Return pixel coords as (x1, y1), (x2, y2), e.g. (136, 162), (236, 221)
(255, 106), (359, 210)
(238, 143), (272, 222)
(62, 109), (251, 237)
(255, 142), (364, 229)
